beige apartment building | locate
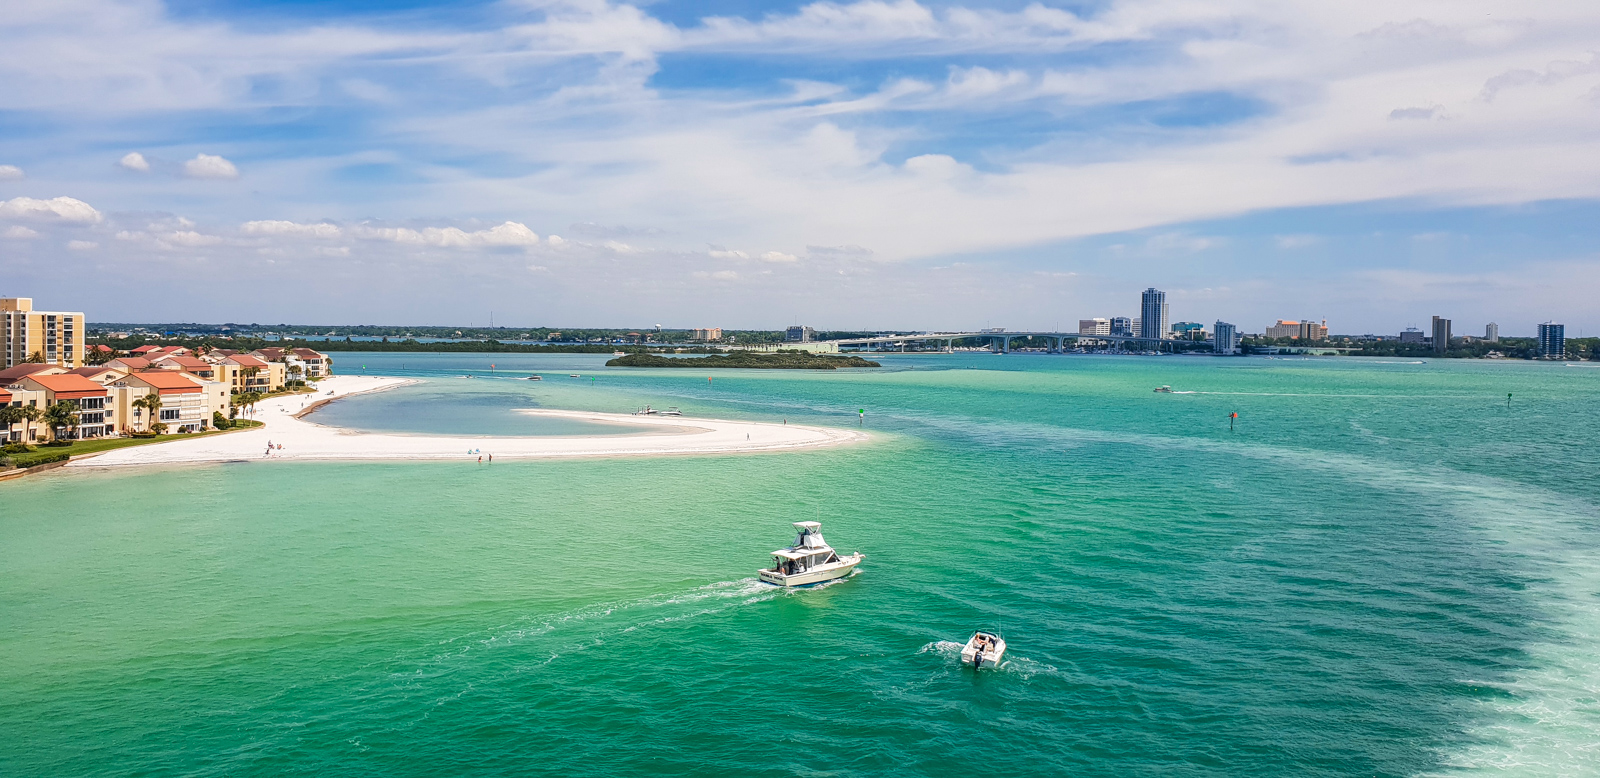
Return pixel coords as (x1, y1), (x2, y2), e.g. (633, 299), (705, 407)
(1, 298), (86, 369)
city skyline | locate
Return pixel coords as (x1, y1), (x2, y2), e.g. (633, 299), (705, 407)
(2, 1), (1598, 333)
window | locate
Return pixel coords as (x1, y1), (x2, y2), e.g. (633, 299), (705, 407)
(160, 408), (181, 421)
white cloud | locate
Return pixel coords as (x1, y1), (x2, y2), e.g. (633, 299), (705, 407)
(3, 225), (40, 239)
(183, 153), (239, 180)
(0, 196), (103, 223)
(709, 249), (749, 259)
(547, 234), (566, 246)
(242, 219), (342, 238)
(760, 250), (799, 263)
(119, 152), (150, 172)
(354, 221), (540, 248)
(159, 230), (224, 247)
(0, 165), (24, 180)
(67, 240), (99, 250)
(1275, 234), (1321, 249)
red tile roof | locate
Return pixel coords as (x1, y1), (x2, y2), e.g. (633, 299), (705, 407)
(130, 345), (162, 354)
(155, 355), (211, 369)
(228, 355), (269, 367)
(24, 373), (111, 399)
(109, 356), (152, 369)
(90, 344), (114, 352)
(124, 371), (203, 394)
(66, 367), (122, 379)
(0, 364), (64, 384)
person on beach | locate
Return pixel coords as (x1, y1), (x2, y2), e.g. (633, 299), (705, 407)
(478, 456), (483, 464)
(488, 454), (492, 462)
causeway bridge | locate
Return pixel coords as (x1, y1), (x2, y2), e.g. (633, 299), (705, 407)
(825, 331), (1190, 353)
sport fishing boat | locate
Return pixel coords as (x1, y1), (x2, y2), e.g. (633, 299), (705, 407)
(757, 521), (863, 587)
(961, 631), (1006, 669)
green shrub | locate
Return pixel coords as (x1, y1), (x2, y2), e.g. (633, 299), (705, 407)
(2, 443), (33, 454)
(15, 451), (70, 468)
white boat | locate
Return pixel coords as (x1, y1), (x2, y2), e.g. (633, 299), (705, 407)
(660, 406), (682, 416)
(634, 405), (658, 415)
(961, 631), (1006, 669)
(1154, 385), (1172, 393)
(570, 374), (581, 378)
(613, 351), (626, 357)
(757, 521), (863, 587)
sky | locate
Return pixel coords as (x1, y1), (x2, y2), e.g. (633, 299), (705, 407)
(1, 0), (1598, 335)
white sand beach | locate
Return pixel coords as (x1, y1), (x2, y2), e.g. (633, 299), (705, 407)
(71, 375), (867, 468)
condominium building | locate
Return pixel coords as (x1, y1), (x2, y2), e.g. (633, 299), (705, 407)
(1538, 322), (1565, 358)
(1431, 316), (1451, 355)
(1266, 320), (1328, 340)
(1214, 321), (1240, 354)
(114, 371), (230, 434)
(1, 298), (86, 369)
(785, 326), (815, 343)
(1484, 322), (1499, 343)
(1139, 288), (1168, 341)
(690, 328), (723, 341)
(1078, 318), (1111, 336)
(1111, 317), (1133, 337)
(16, 372), (114, 439)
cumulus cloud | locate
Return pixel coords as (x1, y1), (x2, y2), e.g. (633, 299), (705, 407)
(67, 240), (99, 250)
(3, 225), (40, 239)
(0, 196), (103, 223)
(119, 152), (151, 172)
(709, 248), (749, 259)
(242, 219), (343, 238)
(760, 251), (799, 263)
(0, 165), (24, 180)
(159, 230), (224, 247)
(355, 221), (540, 248)
(183, 153), (239, 180)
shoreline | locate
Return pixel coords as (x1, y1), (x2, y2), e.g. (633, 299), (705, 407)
(67, 375), (868, 469)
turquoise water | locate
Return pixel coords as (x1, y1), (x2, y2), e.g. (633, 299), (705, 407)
(3, 353), (1597, 776)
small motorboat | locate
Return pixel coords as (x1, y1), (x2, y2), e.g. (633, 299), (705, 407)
(634, 405), (658, 415)
(570, 374), (581, 378)
(961, 631), (1006, 669)
(527, 375), (542, 381)
(758, 521), (863, 587)
(1153, 385), (1172, 393)
(659, 406), (682, 416)
(613, 351), (626, 357)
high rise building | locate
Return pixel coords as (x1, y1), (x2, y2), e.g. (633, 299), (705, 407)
(1538, 322), (1565, 358)
(1431, 316), (1451, 355)
(1484, 322), (1499, 342)
(1139, 288), (1168, 341)
(785, 325), (814, 342)
(1110, 317), (1133, 337)
(1214, 321), (1239, 354)
(1078, 318), (1111, 336)
(1, 298), (86, 369)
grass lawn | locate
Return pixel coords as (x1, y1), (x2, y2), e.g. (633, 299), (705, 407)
(7, 421), (264, 468)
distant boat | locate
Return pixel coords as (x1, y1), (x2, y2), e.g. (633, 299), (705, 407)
(527, 375), (542, 380)
(1154, 385), (1172, 393)
(660, 406), (682, 416)
(570, 374), (581, 378)
(613, 351), (626, 357)
(758, 521), (863, 587)
(961, 631), (1006, 669)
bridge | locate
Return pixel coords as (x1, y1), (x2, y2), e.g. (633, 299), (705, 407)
(825, 331), (1201, 353)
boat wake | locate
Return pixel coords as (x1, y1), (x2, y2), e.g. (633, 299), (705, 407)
(917, 640), (1058, 679)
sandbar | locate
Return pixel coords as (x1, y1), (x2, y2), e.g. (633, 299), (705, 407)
(69, 375), (866, 468)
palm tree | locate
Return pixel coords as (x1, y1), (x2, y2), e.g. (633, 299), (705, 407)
(42, 401), (80, 442)
(15, 404), (41, 443)
(240, 366), (261, 392)
(0, 405), (21, 443)
(25, 350), (45, 364)
(132, 393), (164, 434)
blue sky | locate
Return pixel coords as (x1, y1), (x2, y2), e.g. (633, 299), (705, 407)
(2, 0), (1598, 335)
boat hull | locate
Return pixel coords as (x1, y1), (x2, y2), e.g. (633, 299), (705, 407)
(757, 555), (862, 587)
(961, 636), (1007, 669)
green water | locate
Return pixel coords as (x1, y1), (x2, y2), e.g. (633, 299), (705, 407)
(3, 353), (1597, 776)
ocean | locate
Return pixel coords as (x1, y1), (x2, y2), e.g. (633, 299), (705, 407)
(2, 352), (1596, 776)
